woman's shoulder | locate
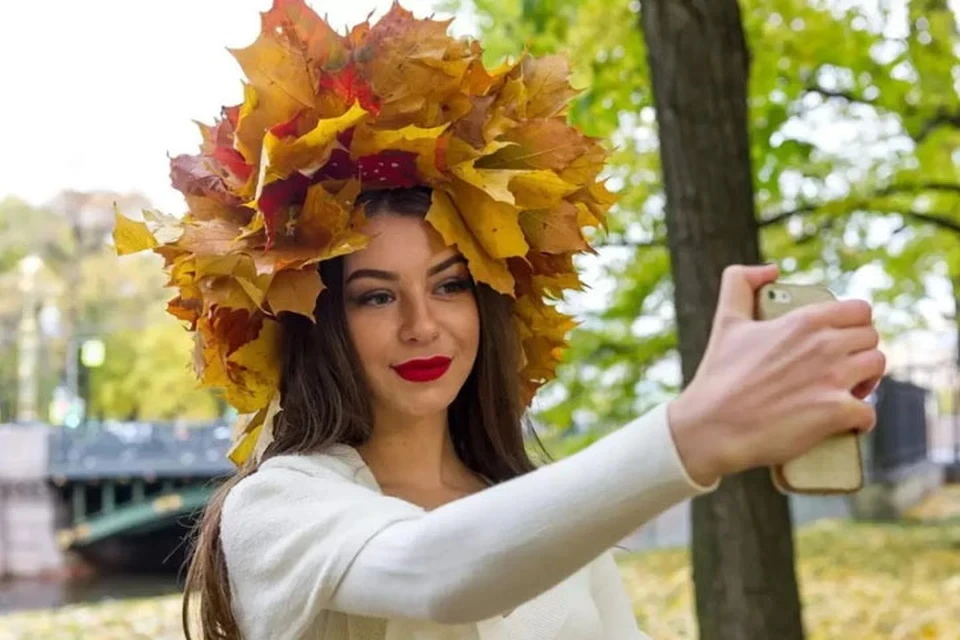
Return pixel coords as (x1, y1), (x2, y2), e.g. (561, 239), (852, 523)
(258, 444), (372, 484)
(223, 445), (379, 514)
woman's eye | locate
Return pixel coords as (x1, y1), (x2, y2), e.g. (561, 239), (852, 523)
(437, 278), (473, 296)
(357, 291), (394, 307)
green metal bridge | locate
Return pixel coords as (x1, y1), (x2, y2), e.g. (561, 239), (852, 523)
(46, 422), (234, 567)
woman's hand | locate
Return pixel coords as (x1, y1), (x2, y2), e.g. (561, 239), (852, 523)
(668, 264), (885, 487)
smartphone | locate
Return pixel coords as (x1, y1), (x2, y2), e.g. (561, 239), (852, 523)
(755, 282), (865, 495)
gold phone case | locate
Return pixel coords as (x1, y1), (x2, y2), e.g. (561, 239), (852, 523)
(756, 283), (865, 495)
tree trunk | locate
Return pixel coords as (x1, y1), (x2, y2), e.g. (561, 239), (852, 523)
(639, 2), (805, 639)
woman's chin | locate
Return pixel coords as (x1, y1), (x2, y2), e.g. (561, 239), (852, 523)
(383, 384), (462, 417)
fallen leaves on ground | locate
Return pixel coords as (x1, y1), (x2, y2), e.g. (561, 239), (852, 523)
(620, 486), (960, 640)
(0, 594), (181, 640)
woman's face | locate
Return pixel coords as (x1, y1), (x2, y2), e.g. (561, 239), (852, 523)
(343, 214), (480, 420)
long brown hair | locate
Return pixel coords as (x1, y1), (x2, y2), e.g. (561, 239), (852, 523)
(182, 186), (541, 639)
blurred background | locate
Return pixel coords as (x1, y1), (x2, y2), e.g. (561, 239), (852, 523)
(1, 0), (959, 638)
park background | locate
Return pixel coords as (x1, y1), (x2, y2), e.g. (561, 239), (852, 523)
(1, 0), (959, 638)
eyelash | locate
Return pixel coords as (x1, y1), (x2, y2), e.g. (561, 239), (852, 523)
(354, 277), (473, 307)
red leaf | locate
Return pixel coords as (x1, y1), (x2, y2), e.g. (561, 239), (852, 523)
(314, 148), (357, 181)
(209, 307), (262, 356)
(357, 150), (419, 188)
(212, 146), (254, 183)
(318, 62), (380, 115)
(269, 109), (307, 139)
(259, 173), (311, 248)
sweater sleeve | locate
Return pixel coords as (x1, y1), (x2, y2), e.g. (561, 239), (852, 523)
(221, 402), (717, 637)
(590, 551), (651, 639)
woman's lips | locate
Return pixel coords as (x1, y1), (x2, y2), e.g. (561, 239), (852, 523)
(392, 356), (452, 383)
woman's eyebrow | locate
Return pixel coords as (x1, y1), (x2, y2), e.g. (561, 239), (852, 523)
(344, 255), (467, 284)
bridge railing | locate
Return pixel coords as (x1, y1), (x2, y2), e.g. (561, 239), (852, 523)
(47, 420), (236, 480)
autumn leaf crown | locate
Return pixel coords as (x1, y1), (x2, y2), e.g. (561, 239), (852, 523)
(113, 0), (616, 465)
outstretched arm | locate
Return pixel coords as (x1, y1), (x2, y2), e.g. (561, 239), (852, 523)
(223, 403), (714, 638)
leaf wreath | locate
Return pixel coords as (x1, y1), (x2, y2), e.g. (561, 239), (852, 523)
(114, 0), (616, 465)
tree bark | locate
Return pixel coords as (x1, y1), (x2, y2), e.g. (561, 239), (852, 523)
(639, 1), (805, 638)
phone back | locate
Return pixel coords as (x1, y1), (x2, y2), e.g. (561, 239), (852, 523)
(756, 283), (864, 495)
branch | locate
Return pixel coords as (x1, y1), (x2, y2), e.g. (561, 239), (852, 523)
(804, 85), (878, 108)
(591, 181), (960, 249)
(901, 209), (960, 234)
(915, 109), (960, 143)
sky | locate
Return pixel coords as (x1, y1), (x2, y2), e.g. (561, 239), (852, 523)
(0, 0), (465, 213)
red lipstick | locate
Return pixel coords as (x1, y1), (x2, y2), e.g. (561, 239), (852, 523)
(392, 356), (452, 383)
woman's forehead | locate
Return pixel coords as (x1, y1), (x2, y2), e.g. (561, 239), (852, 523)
(345, 215), (460, 271)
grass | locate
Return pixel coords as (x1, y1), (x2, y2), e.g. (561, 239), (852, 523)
(3, 487), (959, 640)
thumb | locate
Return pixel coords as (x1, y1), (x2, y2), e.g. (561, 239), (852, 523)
(715, 263), (779, 320)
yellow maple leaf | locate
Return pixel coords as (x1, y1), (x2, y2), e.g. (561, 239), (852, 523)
(235, 82), (302, 169)
(224, 317), (282, 414)
(229, 27), (317, 109)
(449, 179), (529, 260)
(265, 267), (325, 320)
(509, 170), (579, 209)
(425, 189), (514, 295)
(521, 55), (580, 119)
(113, 206), (158, 255)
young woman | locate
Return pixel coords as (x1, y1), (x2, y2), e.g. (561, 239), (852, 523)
(114, 2), (884, 638)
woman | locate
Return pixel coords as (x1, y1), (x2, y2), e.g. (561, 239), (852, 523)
(113, 2), (884, 638)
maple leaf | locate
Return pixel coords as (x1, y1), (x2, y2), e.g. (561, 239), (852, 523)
(521, 55), (580, 119)
(260, 102), (368, 186)
(318, 62), (380, 115)
(450, 161), (517, 205)
(568, 181), (617, 228)
(451, 95), (496, 148)
(235, 83), (302, 169)
(519, 202), (592, 254)
(257, 172), (312, 247)
(478, 119), (591, 171)
(170, 154), (245, 205)
(449, 179), (529, 260)
(229, 19), (318, 109)
(265, 267), (325, 319)
(425, 189), (514, 295)
(223, 316), (282, 413)
(260, 0), (350, 75)
(509, 170), (579, 209)
(175, 217), (251, 257)
(183, 195), (255, 226)
(112, 207), (158, 255)
(297, 181), (356, 246)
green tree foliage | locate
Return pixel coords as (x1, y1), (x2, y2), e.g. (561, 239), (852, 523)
(457, 0), (960, 434)
(0, 195), (221, 423)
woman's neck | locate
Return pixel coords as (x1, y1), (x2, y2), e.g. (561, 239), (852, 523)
(358, 409), (477, 491)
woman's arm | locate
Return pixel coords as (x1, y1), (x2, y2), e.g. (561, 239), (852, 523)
(329, 403), (714, 624)
(222, 403), (713, 638)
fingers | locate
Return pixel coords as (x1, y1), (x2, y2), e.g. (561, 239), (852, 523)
(715, 264), (780, 320)
(842, 348), (887, 393)
(793, 299), (873, 330)
(827, 326), (880, 355)
(852, 376), (881, 400)
(838, 395), (877, 433)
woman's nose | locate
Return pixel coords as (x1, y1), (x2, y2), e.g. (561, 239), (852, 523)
(398, 295), (440, 343)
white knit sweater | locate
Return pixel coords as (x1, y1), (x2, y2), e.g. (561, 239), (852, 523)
(221, 402), (718, 639)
